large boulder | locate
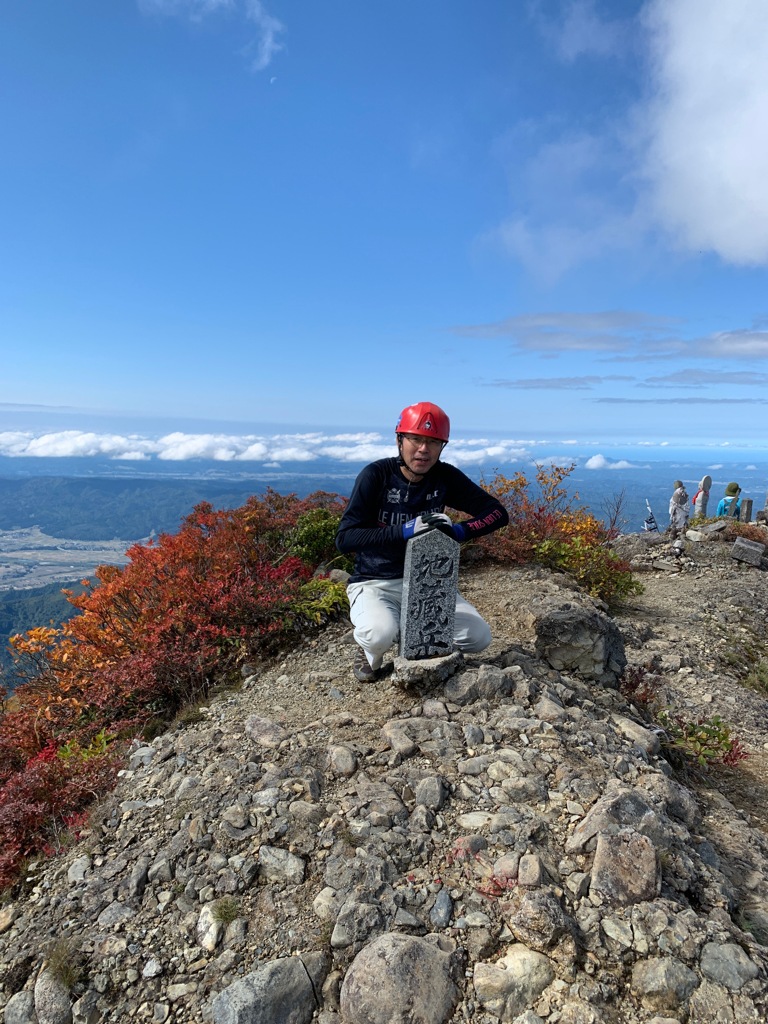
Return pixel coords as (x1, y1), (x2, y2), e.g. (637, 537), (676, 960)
(340, 933), (462, 1024)
(524, 592), (626, 685)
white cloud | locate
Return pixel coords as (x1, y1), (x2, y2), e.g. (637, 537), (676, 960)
(156, 433), (239, 460)
(244, 0), (285, 72)
(268, 447), (316, 462)
(493, 1), (768, 277)
(137, 0), (284, 72)
(237, 441), (270, 460)
(5, 430), (157, 460)
(318, 444), (395, 463)
(642, 0), (768, 264)
(534, 455), (578, 468)
(489, 127), (645, 280)
(643, 368), (768, 387)
(695, 331), (768, 359)
(584, 454), (637, 470)
(0, 428), (536, 468)
(455, 310), (675, 356)
(539, 0), (629, 63)
(138, 0), (234, 19)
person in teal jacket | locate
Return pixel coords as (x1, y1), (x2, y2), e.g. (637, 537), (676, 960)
(716, 482), (742, 519)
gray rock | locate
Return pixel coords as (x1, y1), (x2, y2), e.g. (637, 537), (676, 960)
(731, 537), (766, 566)
(211, 955), (320, 1024)
(611, 714), (661, 756)
(381, 721), (417, 757)
(96, 902), (135, 929)
(258, 846), (305, 884)
(442, 668), (481, 705)
(503, 890), (570, 951)
(517, 854), (545, 888)
(128, 744), (157, 769)
(71, 991), (100, 1024)
(66, 856), (91, 884)
(475, 663), (514, 699)
(700, 941), (759, 990)
(244, 715), (287, 748)
(566, 788), (667, 854)
(128, 856), (150, 899)
(414, 775), (447, 809)
(631, 956), (699, 1011)
(327, 745), (358, 777)
(4, 991), (37, 1024)
(330, 899), (385, 949)
(590, 829), (660, 905)
(473, 944), (555, 1021)
(142, 958), (164, 979)
(640, 774), (701, 828)
(340, 934), (461, 1024)
(430, 888), (454, 928)
(526, 596), (626, 685)
(34, 968), (72, 1024)
(197, 904), (224, 951)
(392, 651), (463, 688)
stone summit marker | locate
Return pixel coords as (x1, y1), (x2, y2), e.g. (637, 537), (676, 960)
(399, 528), (459, 660)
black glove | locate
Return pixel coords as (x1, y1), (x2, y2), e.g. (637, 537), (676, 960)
(422, 512), (465, 541)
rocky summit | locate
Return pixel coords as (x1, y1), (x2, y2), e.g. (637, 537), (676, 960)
(3, 531), (768, 1024)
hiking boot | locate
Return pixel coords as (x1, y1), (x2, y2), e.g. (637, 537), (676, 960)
(353, 645), (378, 683)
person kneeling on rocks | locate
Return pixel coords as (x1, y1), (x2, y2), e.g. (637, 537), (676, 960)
(335, 401), (509, 683)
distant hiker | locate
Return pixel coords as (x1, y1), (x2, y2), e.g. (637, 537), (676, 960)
(668, 480), (689, 539)
(716, 482), (742, 519)
(691, 474), (712, 519)
(335, 401), (509, 682)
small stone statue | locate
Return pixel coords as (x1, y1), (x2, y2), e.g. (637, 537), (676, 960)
(691, 474), (712, 519)
(668, 480), (689, 539)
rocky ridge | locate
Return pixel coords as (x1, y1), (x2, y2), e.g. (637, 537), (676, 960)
(2, 532), (768, 1024)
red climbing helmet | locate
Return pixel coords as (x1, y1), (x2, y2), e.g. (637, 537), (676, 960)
(395, 402), (450, 442)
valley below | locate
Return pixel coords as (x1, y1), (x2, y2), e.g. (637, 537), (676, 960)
(0, 527), (133, 592)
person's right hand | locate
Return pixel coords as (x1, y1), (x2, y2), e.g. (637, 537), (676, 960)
(402, 515), (434, 539)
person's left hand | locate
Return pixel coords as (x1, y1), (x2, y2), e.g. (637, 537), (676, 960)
(422, 512), (466, 541)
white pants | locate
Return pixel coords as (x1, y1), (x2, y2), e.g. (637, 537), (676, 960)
(347, 578), (492, 670)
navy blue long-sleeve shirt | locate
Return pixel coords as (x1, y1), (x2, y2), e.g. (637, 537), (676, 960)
(335, 457), (508, 583)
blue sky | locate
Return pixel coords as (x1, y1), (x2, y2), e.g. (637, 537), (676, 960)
(3, 0), (768, 471)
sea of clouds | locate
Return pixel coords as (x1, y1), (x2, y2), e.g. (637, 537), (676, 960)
(0, 428), (570, 468)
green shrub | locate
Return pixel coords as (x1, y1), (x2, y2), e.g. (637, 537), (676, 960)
(476, 465), (641, 605)
(291, 577), (349, 625)
(46, 936), (85, 991)
(658, 712), (748, 768)
(288, 508), (353, 572)
(212, 896), (240, 925)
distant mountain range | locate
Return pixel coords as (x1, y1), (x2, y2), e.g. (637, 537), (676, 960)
(1, 456), (766, 538)
(0, 474), (351, 541)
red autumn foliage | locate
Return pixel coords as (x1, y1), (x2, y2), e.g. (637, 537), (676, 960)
(0, 743), (120, 889)
(0, 489), (347, 889)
